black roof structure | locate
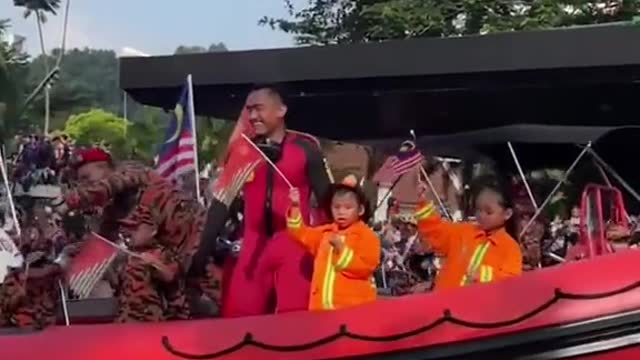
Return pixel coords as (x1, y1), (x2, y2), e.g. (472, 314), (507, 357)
(120, 24), (640, 140)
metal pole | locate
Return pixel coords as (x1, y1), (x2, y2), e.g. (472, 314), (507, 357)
(0, 149), (20, 236)
(122, 91), (128, 121)
(375, 175), (403, 211)
(594, 160), (613, 187)
(58, 280), (70, 326)
(419, 166), (452, 220)
(381, 266), (388, 289)
(589, 149), (640, 204)
(519, 143), (591, 238)
(186, 74), (202, 203)
(508, 142), (538, 209)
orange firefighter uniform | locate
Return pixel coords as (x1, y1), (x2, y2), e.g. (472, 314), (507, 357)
(415, 201), (522, 291)
(286, 214), (380, 311)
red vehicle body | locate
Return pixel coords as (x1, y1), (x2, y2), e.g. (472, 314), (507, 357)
(1, 248), (640, 360)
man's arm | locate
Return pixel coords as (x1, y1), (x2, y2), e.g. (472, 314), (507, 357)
(188, 198), (230, 278)
(63, 168), (147, 210)
(294, 138), (333, 207)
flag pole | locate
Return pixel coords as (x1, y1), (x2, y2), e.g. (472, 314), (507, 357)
(186, 74), (202, 203)
(0, 148), (21, 236)
(58, 280), (70, 326)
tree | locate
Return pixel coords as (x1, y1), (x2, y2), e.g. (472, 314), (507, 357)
(126, 106), (165, 162)
(26, 48), (120, 131)
(262, 0), (640, 45)
(14, 0), (63, 134)
(174, 42), (228, 54)
(62, 109), (132, 158)
(0, 19), (30, 143)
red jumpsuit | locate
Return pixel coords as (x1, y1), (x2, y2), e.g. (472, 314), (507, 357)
(222, 134), (331, 317)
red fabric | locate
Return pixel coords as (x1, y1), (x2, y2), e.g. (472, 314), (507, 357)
(211, 136), (263, 202)
(222, 231), (313, 317)
(222, 134), (316, 317)
(72, 147), (111, 169)
(3, 250), (640, 359)
(219, 109), (255, 165)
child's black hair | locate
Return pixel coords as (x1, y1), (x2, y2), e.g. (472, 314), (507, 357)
(469, 175), (517, 238)
(322, 184), (372, 224)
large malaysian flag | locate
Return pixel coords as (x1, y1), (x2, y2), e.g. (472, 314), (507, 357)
(156, 81), (197, 180)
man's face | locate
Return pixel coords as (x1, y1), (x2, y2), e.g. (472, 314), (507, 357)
(77, 161), (112, 183)
(245, 89), (286, 136)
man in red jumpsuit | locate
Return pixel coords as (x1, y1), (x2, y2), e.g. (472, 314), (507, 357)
(194, 85), (332, 317)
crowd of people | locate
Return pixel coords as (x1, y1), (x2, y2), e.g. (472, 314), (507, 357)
(0, 84), (638, 330)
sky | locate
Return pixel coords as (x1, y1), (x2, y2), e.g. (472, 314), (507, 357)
(0, 0), (305, 55)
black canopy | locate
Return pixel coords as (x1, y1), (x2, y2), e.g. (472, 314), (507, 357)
(120, 25), (640, 140)
(402, 126), (640, 198)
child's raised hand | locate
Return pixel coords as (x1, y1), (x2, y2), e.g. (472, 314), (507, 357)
(289, 187), (301, 206)
(417, 181), (430, 202)
(329, 235), (345, 252)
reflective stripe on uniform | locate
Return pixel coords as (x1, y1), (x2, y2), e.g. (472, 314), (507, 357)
(460, 242), (491, 286)
(286, 214), (302, 229)
(415, 203), (436, 220)
(322, 250), (336, 310)
(335, 247), (354, 271)
(479, 265), (493, 283)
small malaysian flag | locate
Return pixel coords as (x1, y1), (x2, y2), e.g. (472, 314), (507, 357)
(156, 80), (197, 181)
(390, 149), (423, 174)
(212, 112), (263, 207)
(373, 148), (424, 185)
(66, 233), (118, 299)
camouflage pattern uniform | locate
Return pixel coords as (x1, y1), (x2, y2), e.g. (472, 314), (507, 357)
(64, 162), (211, 322)
(0, 207), (68, 329)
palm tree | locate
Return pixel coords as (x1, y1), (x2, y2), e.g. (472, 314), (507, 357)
(0, 19), (29, 143)
(13, 0), (61, 135)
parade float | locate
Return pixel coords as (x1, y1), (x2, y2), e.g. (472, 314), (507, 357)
(4, 25), (640, 359)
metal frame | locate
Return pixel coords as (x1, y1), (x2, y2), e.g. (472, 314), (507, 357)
(517, 143), (640, 240)
(518, 143), (592, 238)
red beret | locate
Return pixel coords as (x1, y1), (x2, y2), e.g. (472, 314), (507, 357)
(70, 147), (112, 169)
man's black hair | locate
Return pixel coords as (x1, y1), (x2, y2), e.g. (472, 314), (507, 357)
(249, 83), (289, 105)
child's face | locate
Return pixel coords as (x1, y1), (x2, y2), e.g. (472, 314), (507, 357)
(474, 189), (512, 233)
(331, 192), (363, 229)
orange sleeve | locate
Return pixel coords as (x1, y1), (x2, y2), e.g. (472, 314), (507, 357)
(415, 201), (463, 256)
(286, 206), (323, 256)
(332, 229), (381, 279)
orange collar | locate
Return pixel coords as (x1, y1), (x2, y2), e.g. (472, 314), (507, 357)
(473, 227), (509, 245)
(330, 220), (367, 235)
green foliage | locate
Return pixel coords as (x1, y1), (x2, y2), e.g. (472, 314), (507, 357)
(262, 0), (640, 45)
(25, 48), (120, 129)
(3, 36), (236, 167)
(0, 19), (30, 142)
(174, 42), (228, 54)
(13, 0), (61, 14)
(126, 106), (165, 162)
(63, 109), (131, 158)
(197, 117), (235, 166)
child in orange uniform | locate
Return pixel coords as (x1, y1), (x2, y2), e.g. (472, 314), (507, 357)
(287, 175), (380, 311)
(415, 176), (522, 291)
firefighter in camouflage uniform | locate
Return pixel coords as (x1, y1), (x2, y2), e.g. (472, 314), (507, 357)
(54, 148), (211, 322)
